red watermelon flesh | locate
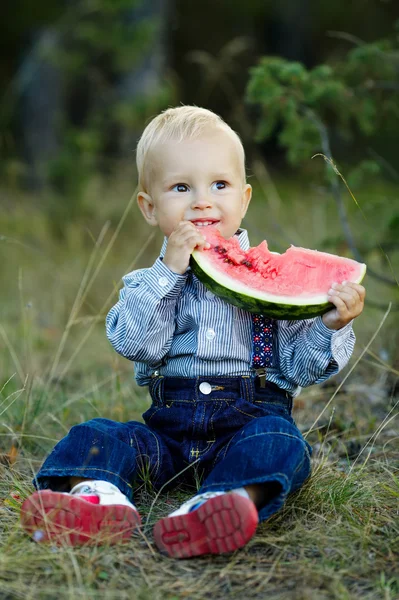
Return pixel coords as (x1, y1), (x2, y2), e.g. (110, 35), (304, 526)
(200, 228), (364, 298)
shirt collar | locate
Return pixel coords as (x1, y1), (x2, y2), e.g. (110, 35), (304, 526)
(160, 228), (250, 258)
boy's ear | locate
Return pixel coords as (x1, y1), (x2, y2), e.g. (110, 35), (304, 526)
(137, 191), (158, 226)
(241, 184), (252, 218)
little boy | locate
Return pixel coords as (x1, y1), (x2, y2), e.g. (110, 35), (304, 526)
(21, 106), (365, 557)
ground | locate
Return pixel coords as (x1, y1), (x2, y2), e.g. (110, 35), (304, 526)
(0, 178), (398, 599)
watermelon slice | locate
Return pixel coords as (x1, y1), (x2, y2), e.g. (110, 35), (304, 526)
(190, 228), (366, 320)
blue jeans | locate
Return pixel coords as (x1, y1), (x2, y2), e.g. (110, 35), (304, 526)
(35, 376), (312, 522)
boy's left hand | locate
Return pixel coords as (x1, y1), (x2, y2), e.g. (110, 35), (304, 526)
(322, 282), (366, 330)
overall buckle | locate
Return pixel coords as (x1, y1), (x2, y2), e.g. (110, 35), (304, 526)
(255, 368), (267, 388)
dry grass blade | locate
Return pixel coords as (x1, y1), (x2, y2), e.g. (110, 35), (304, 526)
(346, 401), (399, 476)
(47, 220), (112, 384)
(0, 375), (28, 417)
(304, 302), (392, 438)
(0, 325), (25, 384)
(56, 229), (156, 383)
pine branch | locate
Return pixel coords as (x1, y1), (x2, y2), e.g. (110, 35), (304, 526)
(306, 109), (398, 288)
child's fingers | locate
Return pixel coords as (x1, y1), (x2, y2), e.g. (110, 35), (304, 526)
(328, 289), (361, 316)
(331, 281), (366, 302)
(175, 222), (212, 249)
(196, 241), (211, 250)
(343, 282), (366, 302)
(327, 293), (353, 318)
(171, 226), (206, 245)
(328, 287), (357, 304)
(179, 231), (209, 251)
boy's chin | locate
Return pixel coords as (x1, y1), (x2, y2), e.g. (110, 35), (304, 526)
(215, 225), (242, 239)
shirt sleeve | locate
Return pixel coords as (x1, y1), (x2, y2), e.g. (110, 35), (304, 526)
(276, 316), (356, 388)
(106, 258), (187, 363)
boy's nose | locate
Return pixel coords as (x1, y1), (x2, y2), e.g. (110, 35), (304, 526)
(191, 194), (212, 209)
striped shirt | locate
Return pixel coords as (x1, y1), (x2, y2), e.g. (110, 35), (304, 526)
(106, 229), (355, 396)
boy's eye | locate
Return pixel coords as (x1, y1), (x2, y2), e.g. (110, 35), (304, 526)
(172, 183), (189, 192)
(212, 181), (227, 191)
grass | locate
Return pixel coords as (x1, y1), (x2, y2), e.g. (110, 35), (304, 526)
(0, 172), (398, 599)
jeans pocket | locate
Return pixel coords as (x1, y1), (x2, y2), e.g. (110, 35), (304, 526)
(253, 386), (293, 416)
(149, 376), (164, 404)
(231, 397), (290, 424)
(256, 403), (292, 422)
(142, 405), (164, 425)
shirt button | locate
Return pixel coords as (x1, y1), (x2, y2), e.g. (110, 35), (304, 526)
(158, 276), (168, 287)
(199, 382), (212, 394)
(205, 290), (214, 299)
(205, 328), (216, 341)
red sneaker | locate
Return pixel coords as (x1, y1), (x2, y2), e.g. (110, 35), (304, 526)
(153, 491), (258, 558)
(21, 481), (141, 546)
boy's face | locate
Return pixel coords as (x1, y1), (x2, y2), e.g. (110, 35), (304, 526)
(137, 127), (252, 239)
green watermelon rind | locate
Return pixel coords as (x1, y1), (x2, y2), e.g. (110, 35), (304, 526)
(190, 251), (367, 321)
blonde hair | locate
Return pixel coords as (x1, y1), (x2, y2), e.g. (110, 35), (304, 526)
(136, 106), (246, 192)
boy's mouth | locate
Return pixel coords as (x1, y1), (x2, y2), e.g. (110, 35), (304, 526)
(191, 219), (219, 228)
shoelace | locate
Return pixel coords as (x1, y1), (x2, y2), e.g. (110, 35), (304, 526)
(74, 485), (97, 495)
(180, 491), (224, 513)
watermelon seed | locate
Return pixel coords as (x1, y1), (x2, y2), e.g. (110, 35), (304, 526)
(241, 260), (253, 269)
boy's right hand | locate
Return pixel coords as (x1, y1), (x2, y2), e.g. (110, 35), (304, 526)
(163, 221), (210, 274)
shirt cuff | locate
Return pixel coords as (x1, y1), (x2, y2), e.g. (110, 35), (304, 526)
(330, 319), (354, 359)
(141, 257), (187, 300)
(307, 316), (354, 352)
(306, 316), (334, 351)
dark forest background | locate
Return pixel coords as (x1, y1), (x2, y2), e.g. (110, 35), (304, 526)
(2, 0), (399, 189)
